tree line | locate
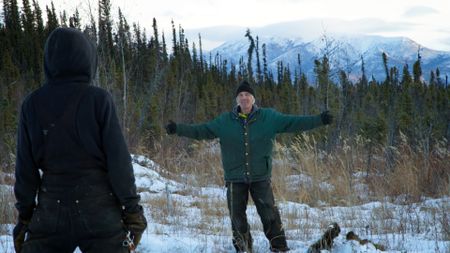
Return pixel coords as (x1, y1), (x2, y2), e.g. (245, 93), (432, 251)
(1, 0), (449, 190)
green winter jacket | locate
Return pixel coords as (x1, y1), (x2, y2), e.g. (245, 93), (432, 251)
(176, 107), (324, 182)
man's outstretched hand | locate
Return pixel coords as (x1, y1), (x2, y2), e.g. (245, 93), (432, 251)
(165, 120), (177, 135)
(320, 111), (333, 125)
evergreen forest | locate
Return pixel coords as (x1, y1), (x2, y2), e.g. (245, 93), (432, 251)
(1, 0), (449, 198)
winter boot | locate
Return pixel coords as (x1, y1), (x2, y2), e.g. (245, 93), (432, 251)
(270, 246), (291, 252)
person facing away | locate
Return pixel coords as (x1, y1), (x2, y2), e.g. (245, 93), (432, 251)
(165, 80), (333, 253)
(13, 27), (147, 253)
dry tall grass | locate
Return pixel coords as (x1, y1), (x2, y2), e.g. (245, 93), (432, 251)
(0, 174), (17, 253)
(141, 133), (449, 206)
(1, 133), (448, 252)
(0, 173), (17, 227)
(137, 133), (449, 250)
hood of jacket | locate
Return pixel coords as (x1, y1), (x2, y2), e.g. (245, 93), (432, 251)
(44, 27), (97, 85)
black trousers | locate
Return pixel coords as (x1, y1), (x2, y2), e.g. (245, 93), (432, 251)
(21, 191), (128, 253)
(226, 180), (288, 252)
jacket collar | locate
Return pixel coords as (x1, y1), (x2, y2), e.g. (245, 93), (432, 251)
(232, 105), (259, 122)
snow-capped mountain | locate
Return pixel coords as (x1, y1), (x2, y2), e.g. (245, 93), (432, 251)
(186, 19), (450, 83)
(209, 34), (450, 82)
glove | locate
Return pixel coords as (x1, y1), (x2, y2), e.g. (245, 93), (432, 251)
(320, 111), (333, 125)
(165, 120), (177, 135)
(122, 205), (147, 247)
(13, 219), (29, 253)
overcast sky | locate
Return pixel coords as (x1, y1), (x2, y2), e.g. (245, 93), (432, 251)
(35, 0), (450, 51)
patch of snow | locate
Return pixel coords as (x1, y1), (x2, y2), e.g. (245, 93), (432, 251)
(1, 156), (448, 253)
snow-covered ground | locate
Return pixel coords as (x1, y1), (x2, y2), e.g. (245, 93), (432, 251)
(0, 155), (448, 253)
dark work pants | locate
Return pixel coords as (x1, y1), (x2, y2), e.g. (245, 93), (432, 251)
(226, 180), (288, 252)
(21, 191), (128, 253)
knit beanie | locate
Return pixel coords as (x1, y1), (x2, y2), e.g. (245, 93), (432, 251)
(235, 81), (255, 97)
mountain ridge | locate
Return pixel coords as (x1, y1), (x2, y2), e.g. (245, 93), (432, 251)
(208, 34), (450, 82)
(185, 19), (450, 82)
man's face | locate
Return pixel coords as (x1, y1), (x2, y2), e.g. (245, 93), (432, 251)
(237, 92), (254, 111)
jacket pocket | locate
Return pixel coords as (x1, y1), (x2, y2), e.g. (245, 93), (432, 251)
(254, 156), (271, 177)
(78, 193), (124, 236)
(28, 199), (60, 235)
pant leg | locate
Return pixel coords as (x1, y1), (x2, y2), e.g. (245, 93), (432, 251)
(249, 180), (288, 251)
(226, 182), (253, 252)
(75, 193), (129, 253)
(21, 198), (76, 253)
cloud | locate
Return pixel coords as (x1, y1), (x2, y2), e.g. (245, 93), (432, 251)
(162, 10), (184, 20)
(403, 6), (438, 17)
(183, 18), (420, 50)
(352, 18), (413, 33)
(439, 37), (450, 48)
(254, 18), (415, 38)
(257, 0), (308, 2)
(186, 26), (244, 40)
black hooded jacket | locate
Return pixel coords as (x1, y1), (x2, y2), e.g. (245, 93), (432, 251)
(14, 27), (140, 221)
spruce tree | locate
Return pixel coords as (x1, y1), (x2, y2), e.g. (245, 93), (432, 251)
(69, 8), (81, 29)
(60, 10), (67, 26)
(356, 55), (368, 108)
(198, 34), (205, 73)
(4, 0), (22, 66)
(413, 48), (423, 83)
(32, 0), (44, 41)
(98, 0), (114, 56)
(244, 29), (254, 81)
(20, 0), (35, 75)
(314, 56), (331, 111)
(401, 64), (412, 86)
(45, 2), (58, 37)
(255, 36), (262, 84)
(262, 43), (268, 82)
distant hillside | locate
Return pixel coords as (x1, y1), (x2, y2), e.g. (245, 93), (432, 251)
(208, 34), (450, 82)
(186, 19), (450, 83)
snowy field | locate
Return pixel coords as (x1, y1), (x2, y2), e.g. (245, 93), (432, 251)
(0, 154), (448, 253)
